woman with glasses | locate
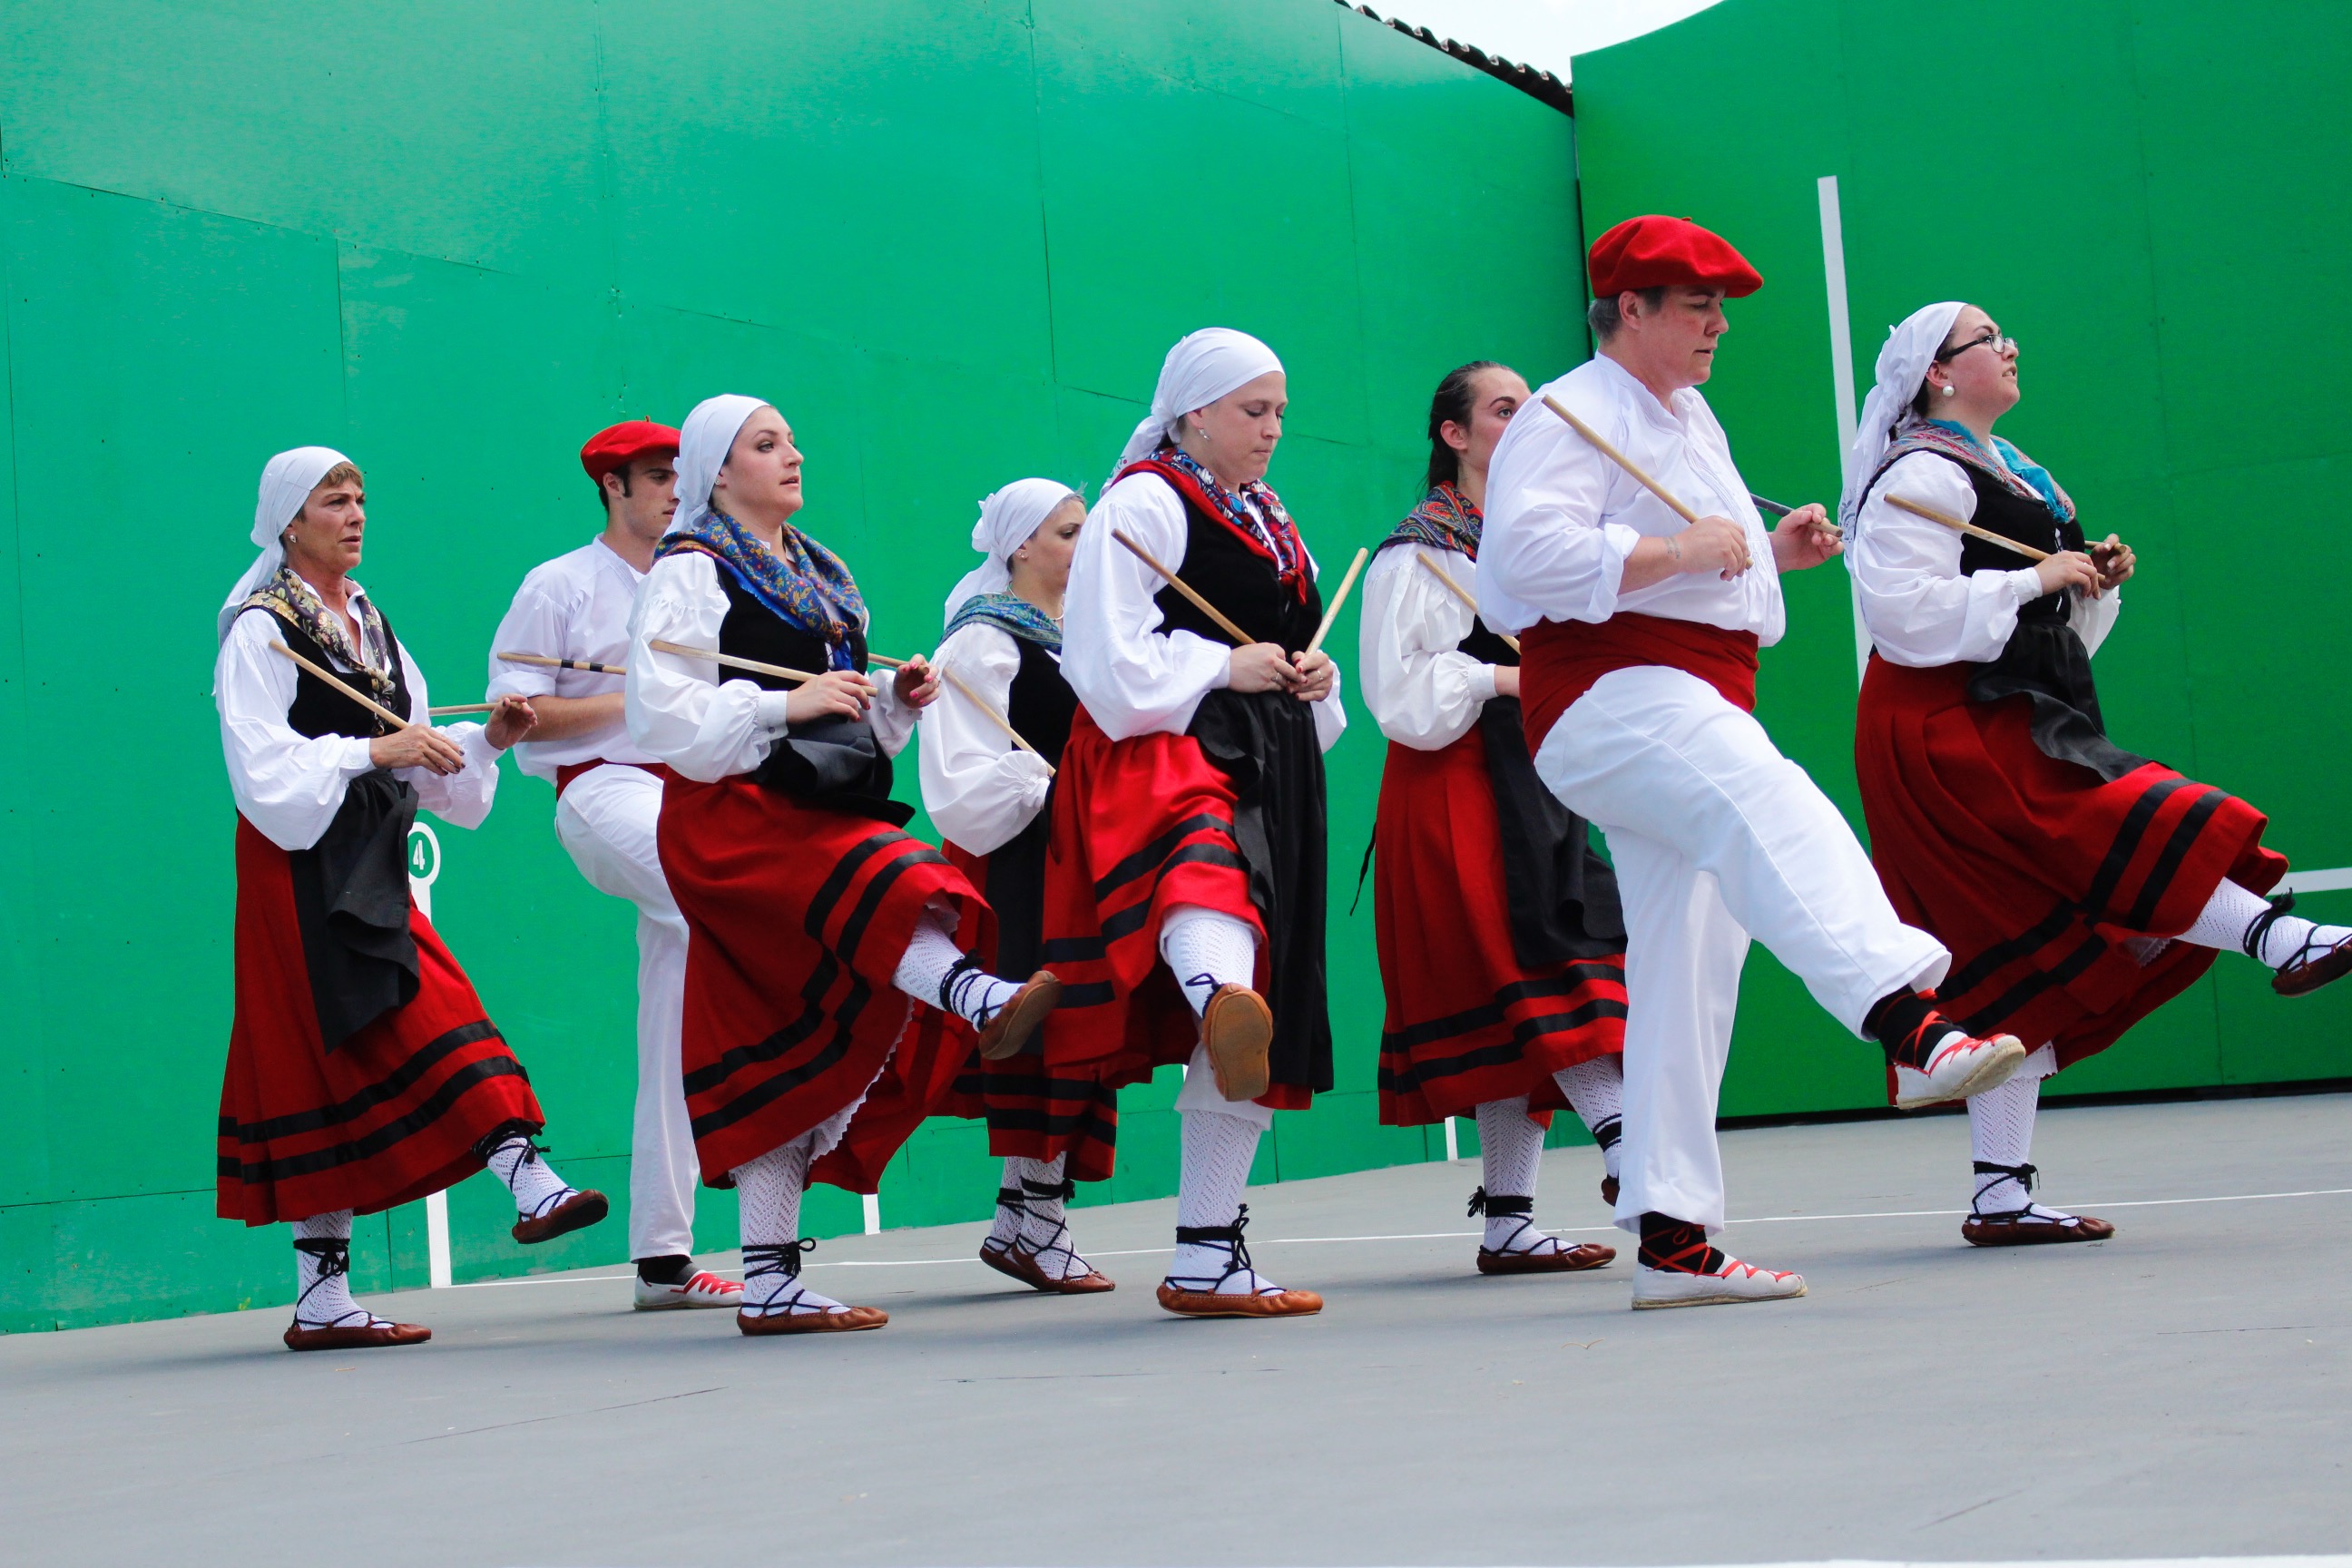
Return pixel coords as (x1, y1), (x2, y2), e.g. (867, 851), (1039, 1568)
(1844, 302), (2349, 1248)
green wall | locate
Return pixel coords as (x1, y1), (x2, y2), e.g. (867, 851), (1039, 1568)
(1570, 0), (2352, 1114)
(0, 0), (1588, 1330)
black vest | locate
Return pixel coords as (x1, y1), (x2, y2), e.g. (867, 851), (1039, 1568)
(978, 636), (1079, 977)
(1956, 466), (2087, 629)
(711, 564), (909, 824)
(237, 604), (422, 1053)
(1152, 498), (1323, 654)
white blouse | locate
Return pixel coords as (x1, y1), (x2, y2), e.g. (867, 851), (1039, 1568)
(1062, 469), (1347, 750)
(1357, 543), (1498, 750)
(485, 536), (657, 781)
(623, 550), (916, 784)
(917, 621), (1057, 857)
(1478, 354), (1784, 643)
(215, 592), (502, 853)
(1851, 450), (2119, 667)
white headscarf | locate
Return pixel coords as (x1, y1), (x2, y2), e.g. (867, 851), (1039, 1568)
(1840, 300), (1965, 533)
(1114, 328), (1285, 472)
(216, 446), (351, 643)
(942, 477), (1082, 629)
(666, 394), (769, 536)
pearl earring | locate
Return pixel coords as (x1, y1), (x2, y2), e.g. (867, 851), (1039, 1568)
(1940, 384), (1956, 397)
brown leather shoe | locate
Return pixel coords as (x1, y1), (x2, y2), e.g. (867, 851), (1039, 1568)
(1601, 1175), (1620, 1208)
(1477, 1240), (1616, 1275)
(1963, 1212), (2116, 1246)
(1155, 1282), (1322, 1318)
(512, 1187), (609, 1245)
(737, 1304), (889, 1335)
(2275, 933), (2352, 996)
(283, 1319), (431, 1351)
(1200, 984), (1273, 1101)
(980, 1240), (1116, 1294)
(975, 971), (1063, 1061)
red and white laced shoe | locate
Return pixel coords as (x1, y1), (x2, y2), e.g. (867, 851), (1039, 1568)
(1894, 1028), (2025, 1110)
(1632, 1255), (1806, 1309)
(632, 1269), (744, 1311)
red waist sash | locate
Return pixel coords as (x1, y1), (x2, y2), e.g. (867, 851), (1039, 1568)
(554, 759), (674, 798)
(1521, 612), (1760, 753)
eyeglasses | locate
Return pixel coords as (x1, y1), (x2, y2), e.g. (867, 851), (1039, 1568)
(1936, 328), (2016, 362)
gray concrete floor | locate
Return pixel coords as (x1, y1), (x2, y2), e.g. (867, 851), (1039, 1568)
(4, 1094), (2348, 1568)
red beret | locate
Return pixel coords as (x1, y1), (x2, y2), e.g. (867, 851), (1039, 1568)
(1587, 215), (1762, 299)
(579, 419), (681, 483)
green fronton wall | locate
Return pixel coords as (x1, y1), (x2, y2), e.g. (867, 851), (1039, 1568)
(3, 0), (2343, 1335)
(1570, 0), (2352, 1114)
(0, 0), (1586, 1331)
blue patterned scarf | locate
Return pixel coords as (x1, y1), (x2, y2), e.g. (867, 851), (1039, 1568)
(1381, 481), (1482, 559)
(945, 592), (1063, 653)
(1881, 419), (2075, 524)
(654, 508), (867, 668)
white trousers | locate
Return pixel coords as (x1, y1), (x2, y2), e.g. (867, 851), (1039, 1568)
(554, 763), (697, 1261)
(1534, 665), (1948, 1234)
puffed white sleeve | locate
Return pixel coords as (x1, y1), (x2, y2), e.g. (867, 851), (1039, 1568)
(918, 622), (1055, 856)
(391, 644), (503, 830)
(1851, 453), (2045, 668)
(1358, 544), (1494, 750)
(1060, 475), (1233, 740)
(624, 552), (787, 782)
(1475, 387), (1645, 634)
(215, 608), (378, 852)
(2073, 577), (2122, 657)
(483, 569), (565, 702)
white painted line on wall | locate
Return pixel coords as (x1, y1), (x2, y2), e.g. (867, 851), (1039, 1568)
(1443, 1115), (1459, 1162)
(2278, 866), (2352, 895)
(409, 823), (454, 1287)
(862, 1192), (882, 1236)
(1817, 173), (1870, 684)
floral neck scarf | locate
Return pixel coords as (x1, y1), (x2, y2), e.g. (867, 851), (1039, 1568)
(945, 592), (1063, 653)
(243, 567), (398, 700)
(1381, 481), (1483, 559)
(1120, 445), (1309, 600)
(1879, 418), (2076, 524)
(655, 507), (867, 667)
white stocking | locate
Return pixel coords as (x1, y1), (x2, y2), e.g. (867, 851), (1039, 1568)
(1552, 1054), (1626, 1181)
(1159, 906), (1258, 1015)
(987, 1158), (1031, 1250)
(732, 1138), (850, 1317)
(1474, 1096), (1560, 1255)
(483, 1134), (577, 1221)
(290, 1210), (389, 1330)
(894, 914), (1022, 1027)
(1967, 1044), (2072, 1220)
(1170, 1109), (1283, 1294)
(2180, 879), (2350, 971)
(1010, 1153), (1096, 1281)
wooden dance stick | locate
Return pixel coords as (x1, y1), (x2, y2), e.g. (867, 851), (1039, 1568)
(269, 642), (414, 733)
(646, 638), (827, 684)
(427, 703), (498, 717)
(1886, 494), (2051, 563)
(1302, 546), (1369, 658)
(1413, 551), (1519, 654)
(1541, 396), (1700, 524)
(1749, 493), (1794, 517)
(936, 664), (1053, 772)
(1112, 528), (1251, 646)
(498, 650), (626, 676)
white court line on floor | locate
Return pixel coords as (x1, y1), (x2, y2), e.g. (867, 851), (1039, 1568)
(446, 1186), (2352, 1284)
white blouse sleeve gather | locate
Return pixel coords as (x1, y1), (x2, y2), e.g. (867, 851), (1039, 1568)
(1358, 544), (1496, 750)
(390, 642), (502, 831)
(624, 552), (781, 782)
(866, 623), (919, 760)
(215, 610), (496, 850)
(1061, 473), (1236, 740)
(1851, 453), (2048, 669)
(918, 622), (1055, 857)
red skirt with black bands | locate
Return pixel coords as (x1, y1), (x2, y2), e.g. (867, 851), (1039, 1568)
(937, 841), (1124, 1181)
(1373, 736), (1628, 1125)
(217, 818), (544, 1226)
(1857, 655), (2284, 1070)
(1036, 708), (1303, 1108)
(657, 776), (984, 1189)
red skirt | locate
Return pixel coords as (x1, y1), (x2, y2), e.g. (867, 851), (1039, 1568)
(936, 843), (1123, 1181)
(657, 776), (983, 1189)
(1373, 736), (1627, 1124)
(1857, 655), (2285, 1072)
(217, 818), (544, 1226)
(1035, 707), (1307, 1108)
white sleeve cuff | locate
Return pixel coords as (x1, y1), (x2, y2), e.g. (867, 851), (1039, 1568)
(337, 737), (378, 776)
(754, 689), (794, 732)
(2009, 567), (2045, 605)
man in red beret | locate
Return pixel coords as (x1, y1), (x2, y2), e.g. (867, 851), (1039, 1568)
(1475, 216), (2027, 1308)
(485, 421), (742, 1311)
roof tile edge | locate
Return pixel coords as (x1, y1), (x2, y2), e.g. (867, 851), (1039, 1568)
(1336, 2), (1573, 114)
